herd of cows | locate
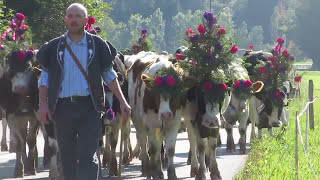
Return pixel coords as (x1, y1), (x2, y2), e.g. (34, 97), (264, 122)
(0, 44), (297, 180)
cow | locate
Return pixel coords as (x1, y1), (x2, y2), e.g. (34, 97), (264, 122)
(181, 76), (231, 180)
(244, 51), (289, 139)
(125, 51), (186, 179)
(98, 52), (133, 177)
(222, 62), (264, 154)
(0, 50), (41, 178)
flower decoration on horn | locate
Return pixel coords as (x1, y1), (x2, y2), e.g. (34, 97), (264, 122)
(178, 10), (239, 103)
(141, 67), (186, 100)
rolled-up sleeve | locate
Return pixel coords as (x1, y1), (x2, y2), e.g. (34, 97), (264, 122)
(102, 67), (118, 85)
(38, 70), (49, 88)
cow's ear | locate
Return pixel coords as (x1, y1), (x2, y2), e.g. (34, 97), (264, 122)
(141, 74), (152, 87)
(182, 76), (197, 88)
(252, 81), (264, 93)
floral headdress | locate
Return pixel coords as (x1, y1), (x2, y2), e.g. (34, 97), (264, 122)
(141, 67), (186, 100)
(246, 37), (294, 106)
(178, 11), (239, 103)
(131, 28), (152, 54)
(85, 16), (101, 35)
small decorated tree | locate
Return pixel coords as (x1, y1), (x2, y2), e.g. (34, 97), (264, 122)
(0, 13), (34, 68)
(85, 16), (101, 35)
(177, 10), (240, 103)
(131, 28), (153, 54)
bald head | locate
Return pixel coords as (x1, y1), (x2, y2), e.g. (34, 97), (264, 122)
(66, 3), (87, 17)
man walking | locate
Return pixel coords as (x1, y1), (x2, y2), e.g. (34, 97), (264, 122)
(37, 3), (131, 180)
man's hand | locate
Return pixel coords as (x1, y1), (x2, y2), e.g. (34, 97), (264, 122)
(120, 101), (131, 122)
(39, 102), (52, 124)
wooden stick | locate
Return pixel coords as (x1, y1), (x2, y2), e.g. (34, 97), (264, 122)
(118, 117), (124, 180)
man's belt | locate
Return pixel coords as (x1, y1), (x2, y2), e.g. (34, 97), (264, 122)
(58, 95), (91, 102)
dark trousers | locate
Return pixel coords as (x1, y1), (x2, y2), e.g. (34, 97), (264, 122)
(53, 97), (102, 180)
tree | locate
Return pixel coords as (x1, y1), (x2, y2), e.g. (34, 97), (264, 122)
(290, 0), (320, 69)
(146, 8), (166, 52)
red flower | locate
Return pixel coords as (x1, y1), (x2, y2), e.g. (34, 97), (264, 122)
(176, 54), (185, 60)
(155, 76), (163, 86)
(230, 45), (239, 54)
(21, 24), (29, 30)
(203, 82), (213, 91)
(294, 76), (302, 83)
(132, 44), (138, 49)
(217, 27), (227, 36)
(16, 13), (25, 21)
(185, 28), (193, 36)
(275, 91), (285, 99)
(166, 76), (176, 86)
(282, 49), (289, 57)
(88, 16), (96, 24)
(234, 80), (241, 88)
(259, 67), (267, 74)
(277, 37), (284, 44)
(18, 50), (26, 61)
(197, 24), (206, 35)
(29, 46), (35, 51)
(220, 83), (227, 91)
(249, 45), (254, 50)
(244, 80), (253, 87)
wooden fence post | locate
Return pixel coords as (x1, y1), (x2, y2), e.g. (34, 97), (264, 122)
(295, 111), (299, 180)
(308, 80), (314, 130)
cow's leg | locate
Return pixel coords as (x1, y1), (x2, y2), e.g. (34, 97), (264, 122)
(147, 129), (163, 180)
(122, 119), (132, 165)
(249, 96), (259, 142)
(185, 120), (199, 177)
(7, 114), (28, 178)
(108, 117), (120, 177)
(134, 122), (148, 177)
(41, 124), (51, 168)
(164, 121), (180, 180)
(195, 136), (206, 180)
(48, 136), (59, 180)
(208, 136), (222, 180)
(238, 110), (249, 154)
(102, 131), (111, 168)
(258, 128), (263, 139)
(268, 128), (274, 136)
(26, 116), (40, 175)
(225, 121), (235, 153)
(1, 116), (8, 151)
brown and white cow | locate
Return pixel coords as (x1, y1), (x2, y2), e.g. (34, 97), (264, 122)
(244, 51), (289, 139)
(182, 77), (231, 180)
(126, 51), (186, 179)
(1, 50), (41, 177)
(222, 61), (264, 154)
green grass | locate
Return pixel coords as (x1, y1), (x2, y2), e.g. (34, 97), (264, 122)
(236, 71), (320, 180)
(294, 61), (313, 65)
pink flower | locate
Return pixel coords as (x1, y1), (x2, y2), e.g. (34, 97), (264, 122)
(197, 24), (206, 35)
(259, 67), (267, 74)
(29, 46), (35, 51)
(155, 76), (163, 86)
(275, 91), (285, 99)
(217, 27), (227, 36)
(282, 49), (289, 57)
(220, 83), (227, 91)
(18, 50), (26, 61)
(244, 80), (253, 87)
(249, 45), (254, 50)
(277, 37), (285, 44)
(21, 24), (29, 30)
(16, 13), (25, 21)
(0, 44), (4, 50)
(185, 28), (193, 36)
(230, 45), (239, 54)
(176, 54), (185, 60)
(166, 76), (176, 86)
(234, 80), (241, 88)
(203, 82), (213, 91)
